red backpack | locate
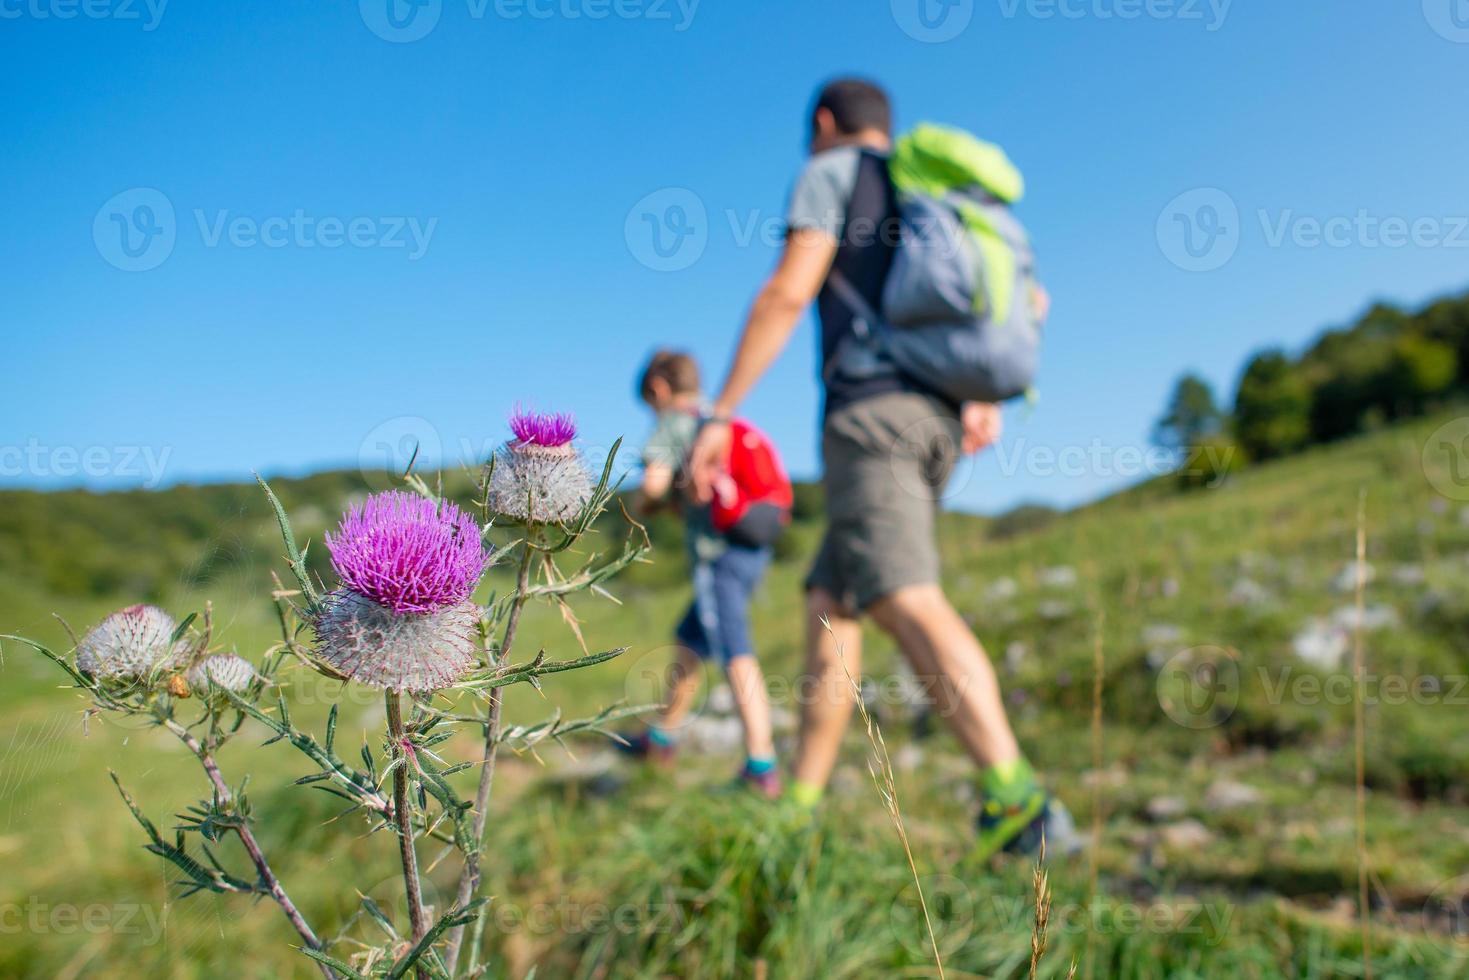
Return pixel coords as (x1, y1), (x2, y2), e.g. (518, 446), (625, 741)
(708, 419), (793, 547)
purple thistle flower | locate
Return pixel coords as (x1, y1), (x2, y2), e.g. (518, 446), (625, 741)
(509, 408), (577, 448)
(314, 590), (479, 692)
(325, 491), (486, 615)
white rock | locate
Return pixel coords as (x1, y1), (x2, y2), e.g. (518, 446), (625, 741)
(683, 715), (743, 753)
(1038, 600), (1073, 621)
(769, 706), (797, 733)
(893, 744), (925, 772)
(1329, 604), (1398, 632)
(1390, 564), (1426, 587)
(1204, 778), (1262, 811)
(1146, 796), (1189, 822)
(1040, 566), (1078, 589)
(1004, 641), (1028, 674)
(1159, 819), (1215, 849)
(1228, 578), (1271, 607)
(1292, 619), (1349, 670)
(1330, 563), (1375, 594)
(1142, 623), (1184, 647)
(707, 683), (735, 716)
(985, 577), (1019, 601)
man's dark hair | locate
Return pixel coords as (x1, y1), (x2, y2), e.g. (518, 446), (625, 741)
(811, 78), (892, 138)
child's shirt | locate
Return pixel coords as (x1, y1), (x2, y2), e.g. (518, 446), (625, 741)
(643, 407), (726, 563)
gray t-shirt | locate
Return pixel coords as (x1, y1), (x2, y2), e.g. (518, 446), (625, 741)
(785, 145), (864, 241)
(642, 408), (725, 562)
(786, 145), (910, 416)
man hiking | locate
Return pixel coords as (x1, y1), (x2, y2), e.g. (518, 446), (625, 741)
(687, 77), (1076, 859)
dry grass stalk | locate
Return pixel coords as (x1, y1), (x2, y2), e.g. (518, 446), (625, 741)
(1352, 490), (1373, 980)
(824, 616), (945, 980)
(1030, 835), (1053, 980)
(1085, 608), (1105, 980)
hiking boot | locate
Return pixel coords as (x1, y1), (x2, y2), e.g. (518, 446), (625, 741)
(738, 765), (783, 800)
(973, 793), (1082, 862)
(614, 730), (677, 769)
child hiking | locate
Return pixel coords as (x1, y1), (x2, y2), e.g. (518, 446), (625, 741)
(687, 78), (1078, 860)
(620, 350), (792, 798)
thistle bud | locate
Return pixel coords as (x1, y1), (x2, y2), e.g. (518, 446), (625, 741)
(76, 604), (189, 684)
(186, 654), (259, 695)
(487, 409), (592, 524)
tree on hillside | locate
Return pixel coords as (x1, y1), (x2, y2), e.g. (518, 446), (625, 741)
(1153, 372), (1224, 452)
(1234, 350), (1311, 461)
(1390, 333), (1457, 413)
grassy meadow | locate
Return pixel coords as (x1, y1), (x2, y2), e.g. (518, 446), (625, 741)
(3, 412), (1469, 978)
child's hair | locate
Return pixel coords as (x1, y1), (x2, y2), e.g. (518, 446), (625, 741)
(637, 349), (701, 402)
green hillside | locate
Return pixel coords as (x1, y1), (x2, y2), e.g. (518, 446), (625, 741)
(2, 411), (1468, 978)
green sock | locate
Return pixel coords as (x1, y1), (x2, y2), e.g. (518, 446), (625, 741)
(788, 779), (823, 810)
(980, 757), (1040, 806)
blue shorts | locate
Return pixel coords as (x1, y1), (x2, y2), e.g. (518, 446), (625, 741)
(674, 545), (771, 664)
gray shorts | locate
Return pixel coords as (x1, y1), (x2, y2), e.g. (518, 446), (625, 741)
(805, 391), (961, 612)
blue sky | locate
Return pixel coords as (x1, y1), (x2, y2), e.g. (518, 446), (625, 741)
(3, 1), (1467, 512)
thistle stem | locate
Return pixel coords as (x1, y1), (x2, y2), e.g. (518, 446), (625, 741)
(444, 538), (535, 975)
(385, 691), (430, 967)
(162, 718), (333, 980)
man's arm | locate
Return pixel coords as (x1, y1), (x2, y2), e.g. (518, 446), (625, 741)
(687, 228), (838, 500)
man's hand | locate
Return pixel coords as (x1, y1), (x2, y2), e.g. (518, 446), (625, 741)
(687, 419), (732, 503)
(960, 402), (1003, 456)
(1031, 282), (1051, 324)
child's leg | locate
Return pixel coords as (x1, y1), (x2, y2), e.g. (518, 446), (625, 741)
(656, 645), (705, 733)
(707, 546), (778, 776)
(725, 654), (775, 760)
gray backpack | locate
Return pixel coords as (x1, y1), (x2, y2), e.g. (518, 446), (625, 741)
(828, 124), (1043, 405)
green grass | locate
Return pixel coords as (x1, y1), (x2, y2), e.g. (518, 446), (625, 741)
(3, 412), (1469, 977)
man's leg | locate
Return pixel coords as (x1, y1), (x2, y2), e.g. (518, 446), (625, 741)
(726, 654), (776, 761)
(790, 587), (864, 802)
(866, 583), (1020, 768)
